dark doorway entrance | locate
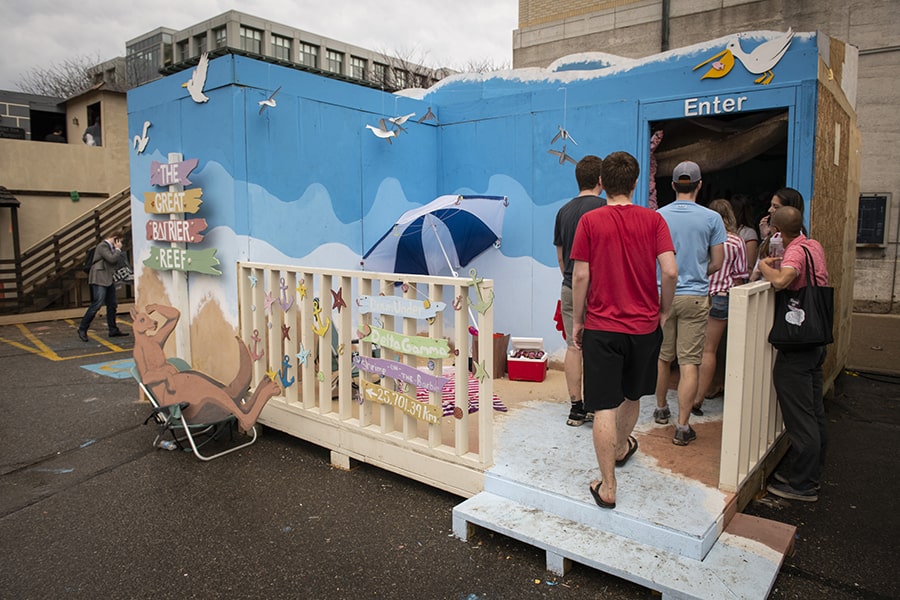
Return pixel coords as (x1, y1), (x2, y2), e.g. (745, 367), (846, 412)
(650, 108), (788, 224)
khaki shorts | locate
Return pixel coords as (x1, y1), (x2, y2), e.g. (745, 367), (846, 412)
(560, 285), (575, 347)
(659, 295), (710, 365)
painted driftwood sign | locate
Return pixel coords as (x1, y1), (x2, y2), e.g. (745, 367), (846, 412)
(356, 295), (446, 320)
(150, 158), (199, 187)
(360, 380), (441, 425)
(146, 218), (207, 243)
(353, 355), (449, 393)
(361, 326), (450, 359)
(143, 246), (221, 275)
(143, 189), (203, 214)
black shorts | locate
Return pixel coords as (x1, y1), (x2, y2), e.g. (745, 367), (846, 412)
(582, 327), (663, 412)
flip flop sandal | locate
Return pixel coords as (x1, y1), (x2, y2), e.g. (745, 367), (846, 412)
(615, 435), (639, 467)
(589, 481), (616, 509)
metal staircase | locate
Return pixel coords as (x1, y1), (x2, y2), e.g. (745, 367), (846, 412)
(0, 188), (132, 314)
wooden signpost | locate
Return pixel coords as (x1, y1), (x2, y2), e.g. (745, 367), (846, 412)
(143, 155), (220, 276)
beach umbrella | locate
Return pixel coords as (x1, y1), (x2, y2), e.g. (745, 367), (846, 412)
(362, 194), (508, 277)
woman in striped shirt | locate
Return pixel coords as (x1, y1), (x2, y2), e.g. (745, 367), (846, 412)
(692, 199), (749, 415)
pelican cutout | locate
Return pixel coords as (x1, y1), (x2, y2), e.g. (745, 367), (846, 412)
(694, 29), (794, 85)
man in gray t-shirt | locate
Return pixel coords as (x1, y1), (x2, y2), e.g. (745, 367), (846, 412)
(553, 155), (605, 427)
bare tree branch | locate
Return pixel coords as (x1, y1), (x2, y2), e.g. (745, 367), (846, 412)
(15, 54), (101, 98)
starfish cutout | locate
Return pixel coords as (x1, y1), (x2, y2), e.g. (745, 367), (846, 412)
(331, 287), (346, 312)
(296, 344), (311, 366)
(296, 282), (307, 300)
(264, 291), (276, 314)
(248, 274), (258, 287)
(265, 367), (278, 381)
(281, 323), (291, 341)
(473, 359), (490, 383)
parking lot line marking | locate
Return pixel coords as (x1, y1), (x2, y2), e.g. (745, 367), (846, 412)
(0, 323), (130, 362)
(16, 323), (63, 361)
(63, 319), (129, 352)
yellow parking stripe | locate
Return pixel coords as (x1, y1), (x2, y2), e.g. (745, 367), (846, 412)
(64, 319), (129, 352)
(16, 323), (62, 360)
(0, 321), (130, 362)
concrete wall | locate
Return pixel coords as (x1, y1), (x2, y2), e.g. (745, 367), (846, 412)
(514, 0), (900, 313)
(0, 89), (129, 255)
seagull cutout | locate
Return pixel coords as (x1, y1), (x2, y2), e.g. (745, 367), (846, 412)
(388, 112), (416, 128)
(182, 52), (209, 103)
(258, 86), (281, 115)
(417, 107), (438, 124)
(550, 125), (577, 146)
(132, 121), (151, 154)
(548, 145), (577, 165)
(365, 118), (397, 144)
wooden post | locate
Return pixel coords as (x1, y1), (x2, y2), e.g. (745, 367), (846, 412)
(167, 152), (191, 363)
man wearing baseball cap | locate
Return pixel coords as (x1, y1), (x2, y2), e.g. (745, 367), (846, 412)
(653, 161), (726, 445)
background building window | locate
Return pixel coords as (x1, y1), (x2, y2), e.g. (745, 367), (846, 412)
(350, 56), (366, 79)
(371, 62), (387, 84)
(194, 34), (207, 57)
(272, 35), (291, 61)
(240, 26), (262, 54)
(176, 40), (189, 62)
(325, 50), (343, 74)
(393, 69), (409, 89)
(213, 27), (226, 49)
(299, 43), (318, 68)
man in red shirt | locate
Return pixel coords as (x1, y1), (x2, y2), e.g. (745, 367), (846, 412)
(759, 205), (830, 502)
(571, 151), (677, 509)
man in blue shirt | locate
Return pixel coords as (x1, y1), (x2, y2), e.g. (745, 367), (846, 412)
(653, 161), (725, 445)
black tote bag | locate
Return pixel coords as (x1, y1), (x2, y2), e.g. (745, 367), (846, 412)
(768, 245), (834, 350)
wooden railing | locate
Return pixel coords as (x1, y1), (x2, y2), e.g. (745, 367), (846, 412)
(238, 262), (496, 497)
(719, 280), (783, 492)
(0, 188), (131, 313)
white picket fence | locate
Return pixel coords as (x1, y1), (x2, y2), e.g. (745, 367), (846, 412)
(237, 262), (784, 498)
(719, 280), (784, 492)
(237, 262), (496, 497)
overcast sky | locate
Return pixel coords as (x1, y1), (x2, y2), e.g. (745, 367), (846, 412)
(0, 0), (518, 90)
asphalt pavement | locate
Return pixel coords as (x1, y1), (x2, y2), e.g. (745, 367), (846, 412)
(0, 317), (897, 599)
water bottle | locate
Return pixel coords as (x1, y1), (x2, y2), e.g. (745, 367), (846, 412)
(158, 440), (177, 451)
(769, 234), (784, 258)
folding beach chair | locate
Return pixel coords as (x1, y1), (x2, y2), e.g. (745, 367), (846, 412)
(133, 358), (258, 461)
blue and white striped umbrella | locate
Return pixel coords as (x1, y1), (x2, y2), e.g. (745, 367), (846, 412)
(363, 194), (508, 276)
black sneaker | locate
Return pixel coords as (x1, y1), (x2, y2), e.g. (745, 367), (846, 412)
(566, 401), (587, 427)
(653, 405), (671, 425)
(77, 329), (89, 342)
(673, 425), (697, 446)
(767, 481), (818, 502)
